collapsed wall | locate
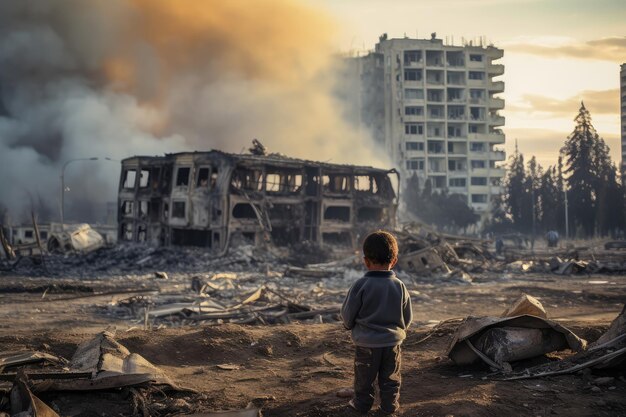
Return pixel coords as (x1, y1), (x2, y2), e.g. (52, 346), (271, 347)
(118, 150), (398, 252)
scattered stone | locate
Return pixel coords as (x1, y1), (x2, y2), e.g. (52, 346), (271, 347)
(594, 376), (615, 386)
(336, 388), (354, 398)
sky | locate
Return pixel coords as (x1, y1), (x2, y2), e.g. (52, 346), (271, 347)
(318, 0), (626, 169)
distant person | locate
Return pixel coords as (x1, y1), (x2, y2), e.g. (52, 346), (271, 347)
(495, 238), (504, 255)
(546, 230), (559, 248)
(341, 230), (412, 415)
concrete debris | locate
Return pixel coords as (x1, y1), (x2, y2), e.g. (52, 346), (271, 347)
(500, 294), (547, 319)
(103, 277), (344, 328)
(47, 224), (104, 254)
(0, 333), (270, 416)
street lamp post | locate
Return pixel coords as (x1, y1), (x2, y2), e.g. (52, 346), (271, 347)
(60, 157), (99, 231)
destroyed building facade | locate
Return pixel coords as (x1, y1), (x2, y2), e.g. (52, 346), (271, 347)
(118, 151), (398, 251)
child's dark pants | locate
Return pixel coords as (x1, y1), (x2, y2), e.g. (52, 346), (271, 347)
(353, 345), (401, 413)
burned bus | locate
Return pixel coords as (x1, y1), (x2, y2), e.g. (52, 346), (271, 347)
(118, 150), (398, 253)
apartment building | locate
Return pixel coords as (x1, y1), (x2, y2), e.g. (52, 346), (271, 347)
(358, 34), (506, 212)
(619, 63), (626, 178)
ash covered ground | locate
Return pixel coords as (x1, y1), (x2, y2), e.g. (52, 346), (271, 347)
(1, 242), (625, 417)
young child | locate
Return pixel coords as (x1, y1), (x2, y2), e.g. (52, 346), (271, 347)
(340, 230), (412, 415)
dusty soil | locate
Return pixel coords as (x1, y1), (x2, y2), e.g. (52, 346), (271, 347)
(0, 270), (625, 416)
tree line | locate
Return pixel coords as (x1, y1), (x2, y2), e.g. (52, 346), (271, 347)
(403, 103), (625, 239)
(486, 103), (625, 238)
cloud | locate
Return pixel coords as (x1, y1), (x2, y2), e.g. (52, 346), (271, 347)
(507, 36), (626, 61)
(507, 89), (620, 117)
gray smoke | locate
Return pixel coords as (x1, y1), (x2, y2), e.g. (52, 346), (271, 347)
(0, 0), (387, 224)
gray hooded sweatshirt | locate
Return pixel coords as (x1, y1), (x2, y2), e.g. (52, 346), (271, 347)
(340, 270), (413, 348)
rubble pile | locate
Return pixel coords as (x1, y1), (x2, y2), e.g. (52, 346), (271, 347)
(0, 331), (262, 416)
(99, 270), (362, 328)
(1, 243), (280, 278)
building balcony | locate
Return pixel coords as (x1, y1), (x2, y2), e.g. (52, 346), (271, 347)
(469, 98), (486, 105)
(403, 114), (425, 122)
(427, 170), (447, 175)
(467, 79), (487, 87)
(490, 150), (506, 161)
(488, 97), (505, 110)
(488, 80), (505, 92)
(448, 170), (469, 177)
(471, 167), (506, 177)
(467, 60), (486, 69)
(449, 186), (468, 193)
(491, 185), (503, 194)
(487, 64), (505, 76)
(404, 60), (424, 67)
(485, 46), (504, 59)
(488, 114), (505, 126)
(468, 184), (490, 193)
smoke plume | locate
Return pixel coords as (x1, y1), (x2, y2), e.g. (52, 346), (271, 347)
(0, 0), (386, 223)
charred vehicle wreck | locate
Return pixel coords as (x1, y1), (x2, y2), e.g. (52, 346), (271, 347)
(118, 149), (398, 253)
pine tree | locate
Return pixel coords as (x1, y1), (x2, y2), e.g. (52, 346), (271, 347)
(561, 102), (621, 237)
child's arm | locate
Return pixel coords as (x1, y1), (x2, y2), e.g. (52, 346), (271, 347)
(402, 284), (413, 328)
(340, 282), (362, 330)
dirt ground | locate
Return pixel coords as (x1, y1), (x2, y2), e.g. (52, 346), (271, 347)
(0, 269), (625, 417)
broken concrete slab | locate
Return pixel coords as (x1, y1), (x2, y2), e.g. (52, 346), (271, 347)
(501, 294), (547, 319)
(47, 224), (104, 254)
(28, 331), (179, 391)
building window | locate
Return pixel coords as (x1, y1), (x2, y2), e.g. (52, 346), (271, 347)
(469, 71), (485, 80)
(172, 201), (186, 218)
(405, 123), (424, 135)
(405, 106), (424, 116)
(121, 200), (134, 216)
(404, 50), (422, 65)
(470, 142), (485, 152)
(406, 159), (424, 171)
(24, 230), (34, 239)
(448, 126), (463, 138)
(405, 89), (424, 100)
(404, 69), (423, 81)
(449, 178), (466, 187)
(40, 231), (48, 240)
(427, 141), (444, 154)
(123, 169), (136, 189)
(470, 54), (483, 62)
(139, 170), (150, 188)
(471, 160), (486, 169)
(175, 167), (191, 186)
(197, 167), (210, 187)
(405, 141), (424, 151)
(471, 194), (488, 203)
(471, 177), (487, 186)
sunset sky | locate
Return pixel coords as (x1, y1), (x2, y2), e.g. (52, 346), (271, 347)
(319, 0), (626, 169)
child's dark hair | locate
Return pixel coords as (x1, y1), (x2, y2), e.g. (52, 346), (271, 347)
(363, 230), (398, 265)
